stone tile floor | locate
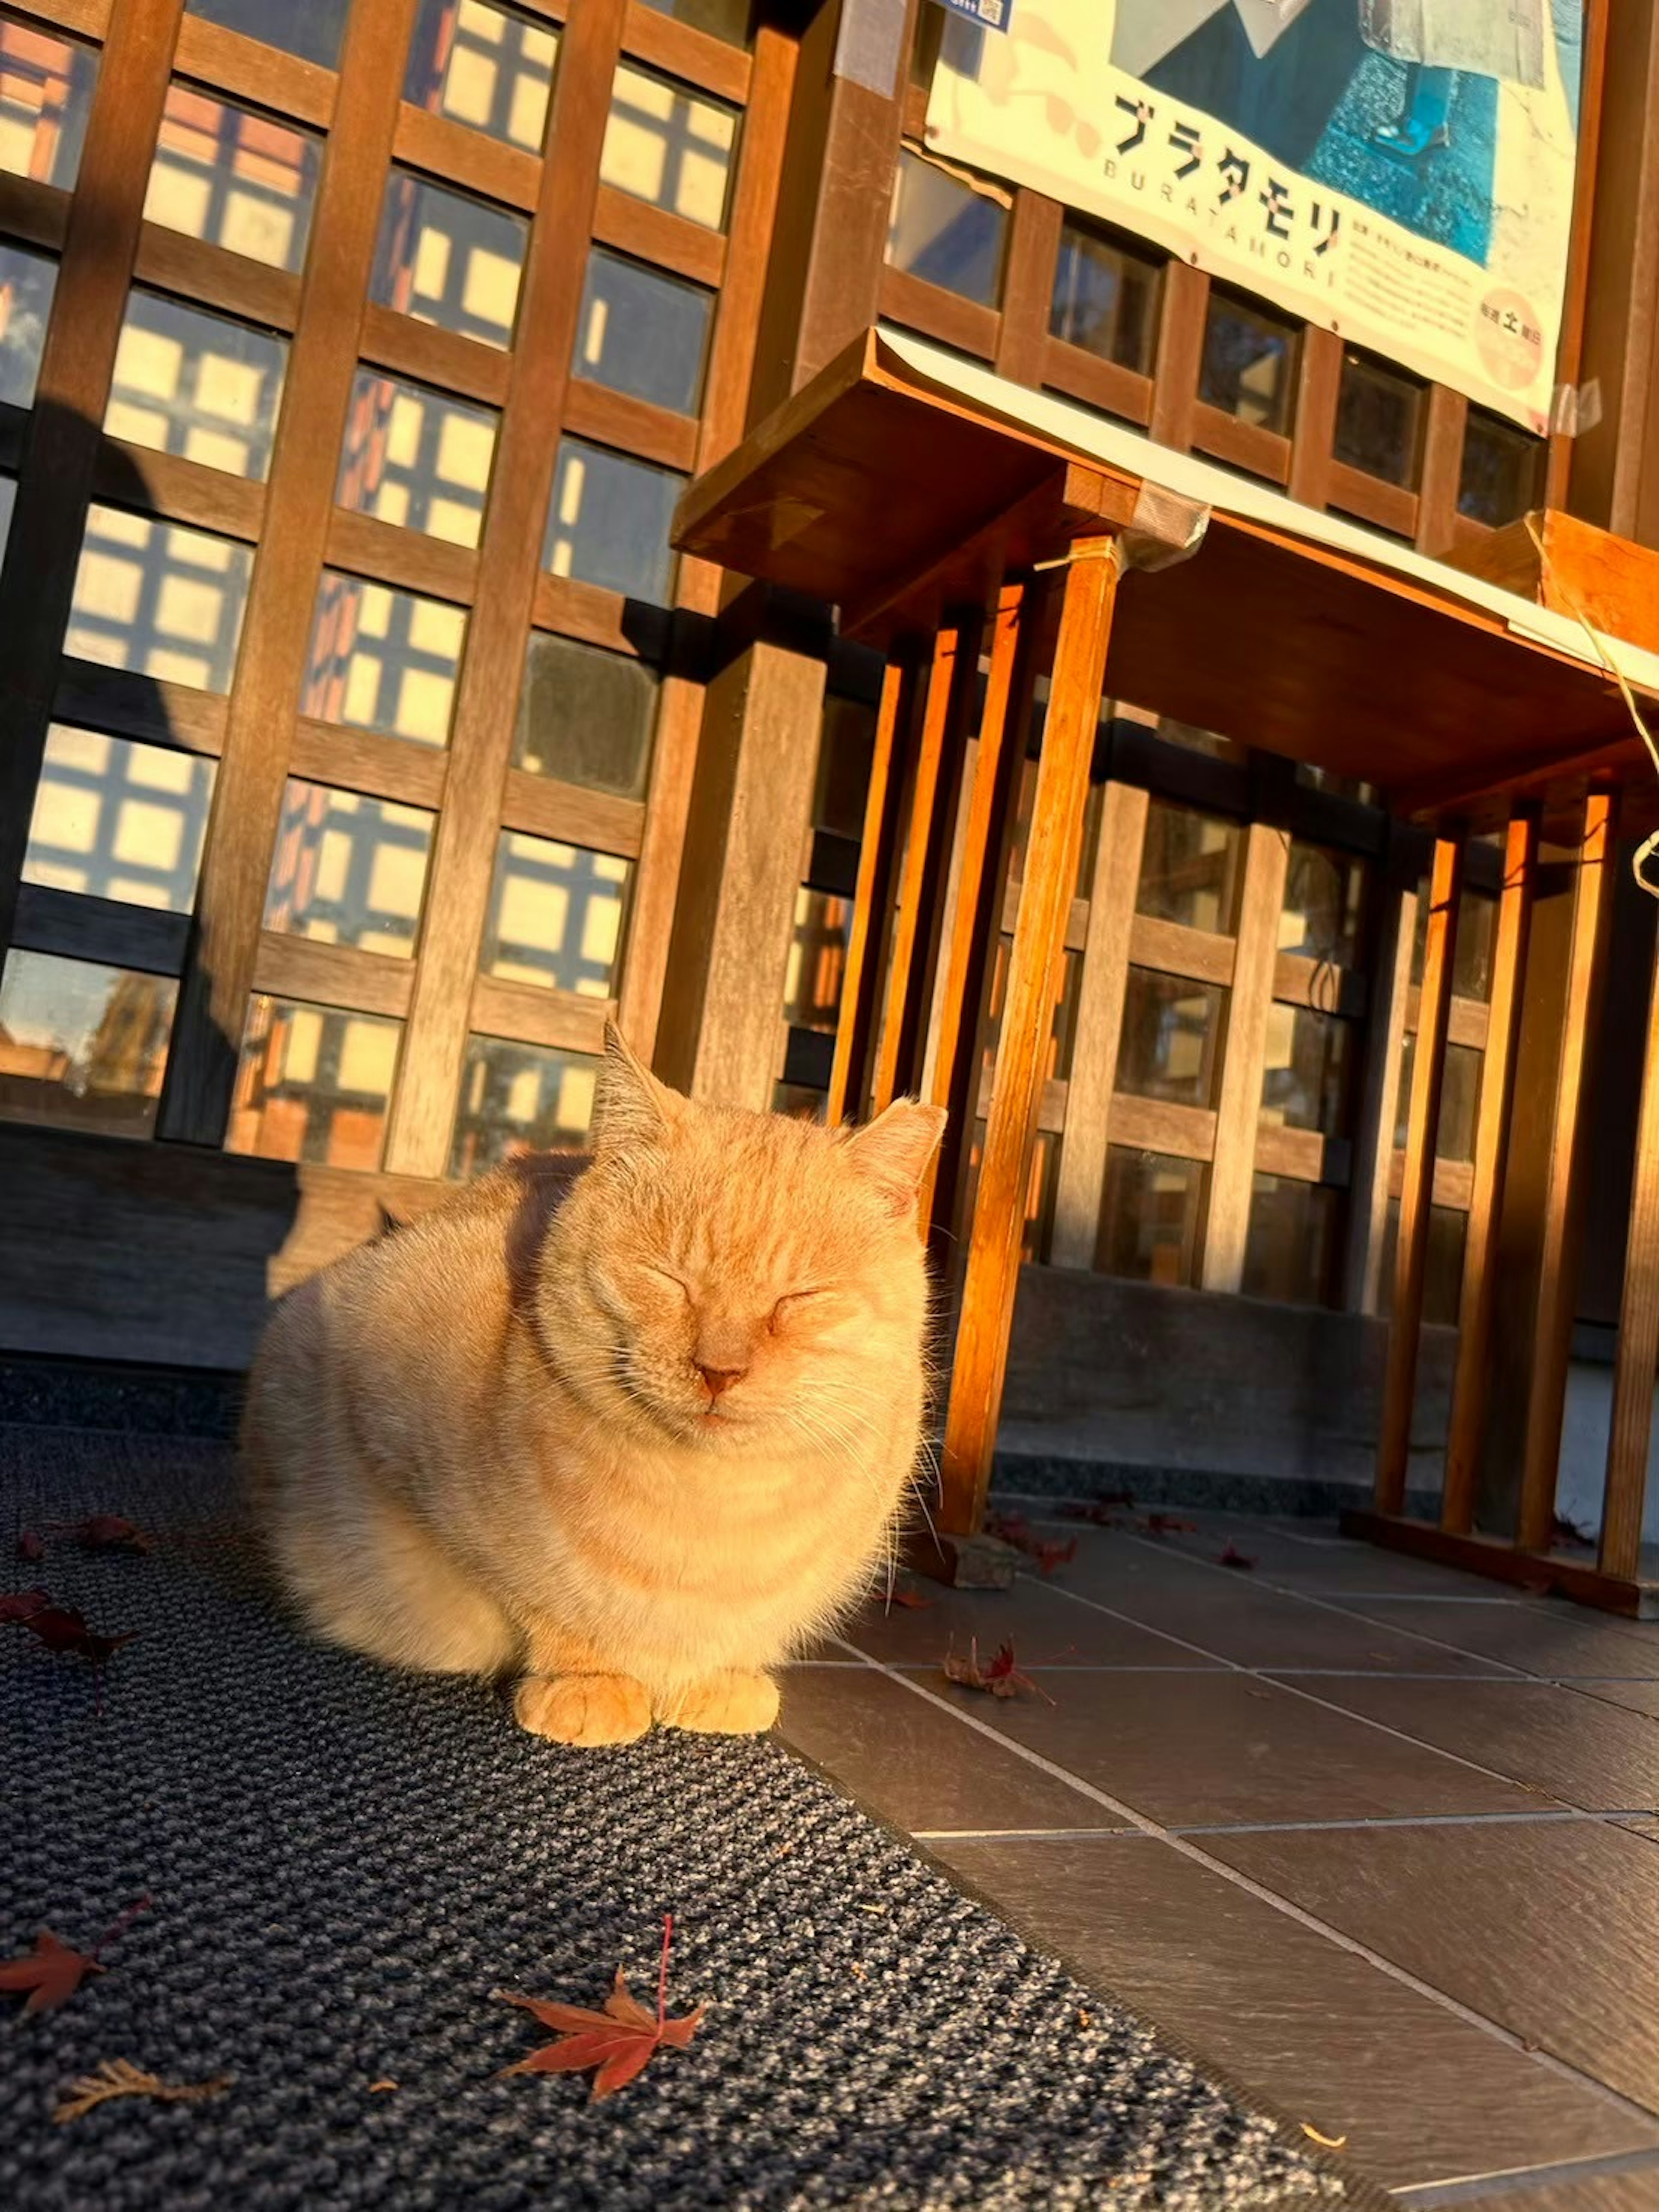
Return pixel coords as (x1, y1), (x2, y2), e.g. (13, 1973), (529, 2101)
(776, 1501), (1659, 2209)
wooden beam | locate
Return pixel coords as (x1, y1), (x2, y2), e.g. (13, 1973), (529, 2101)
(1147, 260), (1208, 454)
(1374, 834), (1463, 1515)
(1442, 810), (1537, 1533)
(937, 540), (1119, 1537)
(1344, 846), (1419, 1313)
(1286, 325), (1341, 510)
(992, 191), (1062, 388)
(1200, 820), (1291, 1292)
(1414, 384), (1468, 561)
(1546, 0), (1611, 511)
(1516, 788), (1620, 1552)
(1602, 917), (1659, 1578)
(827, 657), (911, 1126)
(1342, 1509), (1659, 1622)
(1049, 780), (1147, 1270)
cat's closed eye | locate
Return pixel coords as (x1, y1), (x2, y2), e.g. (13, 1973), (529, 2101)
(769, 1289), (831, 1331)
(643, 1266), (690, 1298)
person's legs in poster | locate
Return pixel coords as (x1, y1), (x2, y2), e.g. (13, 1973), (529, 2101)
(1371, 60), (1459, 157)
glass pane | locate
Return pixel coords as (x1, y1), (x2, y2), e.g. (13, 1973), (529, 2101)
(22, 726), (213, 911)
(1379, 1199), (1467, 1328)
(369, 171), (527, 351)
(1395, 1035), (1483, 1162)
(1297, 761), (1379, 806)
(1199, 291), (1298, 434)
(300, 570), (467, 748)
(782, 889), (851, 1032)
(814, 693), (878, 839)
(1243, 1175), (1340, 1307)
(337, 371), (499, 549)
(405, 0), (557, 156)
(1332, 351), (1424, 488)
(1281, 841), (1367, 967)
(67, 505), (253, 693)
(1048, 218), (1159, 374)
(0, 951), (175, 1139)
(0, 14), (95, 189)
(1097, 1148), (1206, 1287)
(1459, 408), (1545, 528)
(1136, 800), (1243, 934)
(886, 147), (1005, 309)
(146, 86), (321, 273)
(1410, 880), (1496, 1001)
(450, 1035), (599, 1178)
(544, 436), (681, 605)
(229, 996), (401, 1170)
(0, 238), (55, 407)
(264, 781), (435, 958)
(513, 630), (658, 797)
(184, 0), (349, 68)
(574, 247), (713, 416)
(1116, 968), (1224, 1108)
(636, 0), (752, 43)
(106, 290), (287, 481)
(482, 831), (632, 997)
(1261, 1004), (1354, 1137)
(601, 61), (737, 231)
(0, 471), (15, 562)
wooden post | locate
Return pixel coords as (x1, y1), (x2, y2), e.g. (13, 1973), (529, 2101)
(1516, 789), (1620, 1552)
(1343, 837), (1422, 1314)
(1201, 819), (1292, 1292)
(1374, 834), (1464, 1516)
(1443, 811), (1537, 1533)
(1602, 922), (1659, 1578)
(827, 656), (913, 1126)
(935, 541), (1119, 1539)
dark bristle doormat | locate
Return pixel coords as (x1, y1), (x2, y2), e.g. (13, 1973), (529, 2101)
(1, 1428), (1382, 2211)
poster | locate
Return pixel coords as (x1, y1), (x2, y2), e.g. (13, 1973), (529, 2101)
(925, 0), (1583, 432)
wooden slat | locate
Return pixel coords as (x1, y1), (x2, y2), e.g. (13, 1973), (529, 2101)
(877, 263), (1000, 363)
(288, 720), (449, 812)
(54, 659), (228, 755)
(1546, 0), (1610, 511)
(1287, 326), (1341, 509)
(10, 0), (110, 37)
(1274, 949), (1367, 1019)
(563, 377), (701, 474)
(1344, 855), (1419, 1312)
(1327, 458), (1418, 540)
(1516, 787), (1620, 1551)
(1000, 876), (1088, 950)
(92, 438), (266, 541)
(1602, 921), (1659, 1578)
(499, 766), (645, 859)
(1442, 809), (1536, 1533)
(1107, 1091), (1216, 1162)
(614, 670), (699, 1058)
(1049, 779), (1147, 1269)
(1200, 820), (1291, 1290)
(1255, 1121), (1348, 1184)
(1147, 259), (1207, 453)
(1385, 1150), (1475, 1212)
(826, 657), (910, 1125)
(1129, 911), (1236, 989)
(993, 191), (1061, 387)
(1190, 401), (1292, 486)
(974, 1063), (1067, 1138)
(620, 0), (751, 107)
(1404, 987), (1490, 1053)
(869, 615), (980, 1113)
(0, 400), (29, 473)
(158, 0), (421, 1144)
(392, 103), (540, 213)
(324, 509), (480, 605)
(13, 882), (189, 974)
(469, 974), (610, 1054)
(1039, 335), (1154, 429)
(385, 0), (629, 1175)
(1374, 835), (1463, 1514)
(938, 540), (1119, 1537)
(172, 11), (336, 128)
(1414, 384), (1468, 560)
(1342, 1509), (1657, 1622)
(358, 303), (513, 411)
(591, 183), (726, 289)
(0, 171), (70, 250)
(252, 930), (416, 1020)
(133, 224), (303, 331)
(0, 0), (184, 975)
(530, 570), (666, 654)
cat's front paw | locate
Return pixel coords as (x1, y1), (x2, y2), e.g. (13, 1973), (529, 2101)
(657, 1669), (780, 1736)
(515, 1672), (652, 1746)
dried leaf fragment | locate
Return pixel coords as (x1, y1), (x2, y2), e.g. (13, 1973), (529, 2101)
(54, 2058), (229, 2124)
(1300, 2122), (1348, 2150)
(1218, 1542), (1257, 1571)
(941, 1638), (1055, 1704)
(0, 1931), (104, 2015)
(48, 1514), (153, 1555)
(495, 1914), (702, 2102)
(884, 1585), (932, 1611)
(16, 1528), (45, 1562)
(368, 2078), (398, 2093)
(1141, 1513), (1198, 1538)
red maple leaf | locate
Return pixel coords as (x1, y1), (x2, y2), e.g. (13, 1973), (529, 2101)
(1218, 1542), (1257, 1571)
(941, 1638), (1055, 1704)
(16, 1528), (46, 1562)
(879, 1585), (932, 1611)
(494, 1915), (702, 2101)
(0, 1587), (51, 1623)
(984, 1512), (1075, 1577)
(1141, 1513), (1198, 1539)
(0, 1896), (149, 2016)
(1031, 1536), (1077, 1577)
(11, 1602), (135, 1664)
(47, 1515), (153, 1555)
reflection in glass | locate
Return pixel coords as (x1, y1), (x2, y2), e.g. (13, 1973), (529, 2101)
(146, 86), (321, 273)
(1200, 290), (1298, 433)
(1281, 841), (1367, 968)
(636, 0), (752, 41)
(264, 781), (435, 958)
(886, 148), (1005, 308)
(336, 370), (499, 548)
(601, 62), (737, 230)
(1379, 1198), (1467, 1328)
(229, 995), (401, 1171)
(0, 951), (176, 1139)
(1136, 800), (1243, 934)
(782, 889), (851, 1032)
(482, 831), (632, 998)
(1333, 350), (1424, 487)
(369, 172), (527, 351)
(574, 248), (713, 416)
(1116, 968), (1225, 1108)
(184, 0), (350, 68)
(300, 571), (467, 748)
(405, 0), (558, 155)
(449, 1035), (599, 1178)
(67, 505), (253, 693)
(0, 239), (55, 407)
(1097, 1148), (1206, 1286)
(513, 631), (658, 797)
(1396, 1035), (1481, 1163)
(1243, 1175), (1340, 1306)
(23, 727), (214, 911)
(0, 471), (15, 562)
(0, 15), (96, 189)
(1459, 408), (1545, 528)
(544, 436), (681, 604)
(814, 694), (878, 840)
(1411, 880), (1496, 1001)
(1049, 217), (1159, 373)
(1261, 1004), (1354, 1137)
(106, 291), (287, 480)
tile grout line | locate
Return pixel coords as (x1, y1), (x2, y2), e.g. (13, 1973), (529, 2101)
(912, 1807), (1659, 1841)
(828, 1634), (1659, 2139)
(1391, 2143), (1659, 2206)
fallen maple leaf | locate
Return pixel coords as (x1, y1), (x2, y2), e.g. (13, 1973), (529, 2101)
(494, 1914), (702, 2101)
(1031, 1536), (1077, 1577)
(53, 2058), (228, 2124)
(877, 1583), (932, 1611)
(1141, 1513), (1198, 1538)
(16, 1528), (45, 1562)
(985, 1509), (1033, 1549)
(0, 1586), (51, 1623)
(13, 1603), (136, 1664)
(48, 1514), (153, 1555)
(1218, 1542), (1257, 1571)
(1550, 1512), (1593, 1549)
(984, 1512), (1075, 1577)
(941, 1638), (1055, 1704)
(1060, 1501), (1124, 1527)
(0, 1896), (148, 2017)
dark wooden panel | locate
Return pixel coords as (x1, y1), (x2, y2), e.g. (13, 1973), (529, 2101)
(12, 883), (190, 974)
(54, 660), (228, 755)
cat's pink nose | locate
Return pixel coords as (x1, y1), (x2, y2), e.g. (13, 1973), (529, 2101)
(697, 1363), (746, 1403)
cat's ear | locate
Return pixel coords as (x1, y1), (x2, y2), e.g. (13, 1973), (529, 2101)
(843, 1099), (947, 1216)
(593, 1022), (683, 1156)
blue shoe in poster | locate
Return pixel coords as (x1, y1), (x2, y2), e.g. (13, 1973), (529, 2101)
(1370, 63), (1456, 160)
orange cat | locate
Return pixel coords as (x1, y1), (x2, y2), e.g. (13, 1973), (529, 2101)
(242, 1027), (944, 1748)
